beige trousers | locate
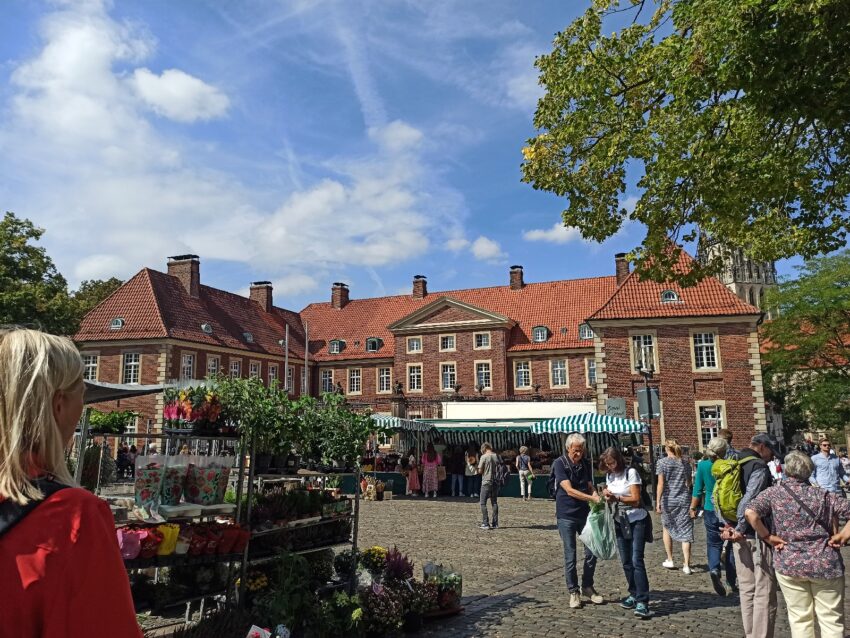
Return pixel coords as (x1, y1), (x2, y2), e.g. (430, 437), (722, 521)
(775, 572), (845, 638)
(733, 538), (777, 638)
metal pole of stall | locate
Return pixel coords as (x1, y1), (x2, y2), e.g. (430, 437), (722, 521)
(74, 407), (92, 485)
(238, 438), (256, 608)
(349, 465), (361, 595)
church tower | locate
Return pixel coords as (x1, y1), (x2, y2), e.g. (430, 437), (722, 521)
(698, 237), (777, 317)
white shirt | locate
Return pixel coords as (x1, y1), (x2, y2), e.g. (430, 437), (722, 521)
(605, 468), (647, 522)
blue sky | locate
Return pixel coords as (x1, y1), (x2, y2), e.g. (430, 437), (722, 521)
(0, 0), (800, 311)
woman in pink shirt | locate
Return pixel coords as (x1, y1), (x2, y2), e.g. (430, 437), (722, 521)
(421, 443), (442, 498)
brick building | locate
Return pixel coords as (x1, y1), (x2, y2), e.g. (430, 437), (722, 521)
(75, 251), (766, 450)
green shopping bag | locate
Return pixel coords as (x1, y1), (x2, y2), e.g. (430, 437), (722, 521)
(579, 501), (617, 560)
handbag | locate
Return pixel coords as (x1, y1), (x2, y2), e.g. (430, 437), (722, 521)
(437, 466), (447, 482)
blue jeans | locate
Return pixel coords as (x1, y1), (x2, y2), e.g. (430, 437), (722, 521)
(614, 515), (650, 603)
(557, 516), (596, 592)
(466, 474), (481, 495)
(480, 482), (499, 526)
(450, 474), (464, 495)
(703, 509), (737, 584)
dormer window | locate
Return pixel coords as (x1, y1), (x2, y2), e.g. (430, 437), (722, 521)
(531, 326), (550, 343)
(110, 318), (125, 330)
(661, 290), (680, 303)
(579, 323), (594, 340)
(243, 332), (254, 343)
(365, 337), (383, 352)
(329, 339), (345, 354)
(201, 323), (213, 334)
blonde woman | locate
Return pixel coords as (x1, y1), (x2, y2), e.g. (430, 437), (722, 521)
(656, 439), (694, 573)
(0, 328), (141, 637)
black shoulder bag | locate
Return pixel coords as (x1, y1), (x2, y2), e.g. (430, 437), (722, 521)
(0, 477), (70, 539)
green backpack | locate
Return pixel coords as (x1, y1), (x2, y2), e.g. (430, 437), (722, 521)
(711, 457), (756, 523)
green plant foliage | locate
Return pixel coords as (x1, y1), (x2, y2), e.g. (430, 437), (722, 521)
(762, 250), (850, 433)
(88, 409), (136, 433)
(521, 1), (850, 284)
(318, 392), (390, 466)
(254, 551), (317, 632)
(314, 592), (363, 638)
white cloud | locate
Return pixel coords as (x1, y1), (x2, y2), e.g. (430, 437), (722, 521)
(523, 222), (583, 244)
(271, 273), (320, 296)
(0, 2), (468, 289)
(130, 68), (230, 122)
(445, 237), (470, 252)
(470, 236), (506, 262)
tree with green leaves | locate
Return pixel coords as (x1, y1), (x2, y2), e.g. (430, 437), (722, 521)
(0, 211), (77, 334)
(522, 0), (850, 284)
(72, 277), (124, 318)
(761, 250), (850, 435)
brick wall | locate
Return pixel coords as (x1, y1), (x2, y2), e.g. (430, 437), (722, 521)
(596, 321), (762, 450)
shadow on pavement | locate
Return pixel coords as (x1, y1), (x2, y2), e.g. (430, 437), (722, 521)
(649, 588), (740, 618)
(420, 593), (535, 637)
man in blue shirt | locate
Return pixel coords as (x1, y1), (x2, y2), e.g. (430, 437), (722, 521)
(553, 433), (603, 609)
(811, 437), (847, 495)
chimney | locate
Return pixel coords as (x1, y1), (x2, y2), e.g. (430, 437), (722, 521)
(412, 275), (427, 299)
(249, 281), (273, 313)
(331, 282), (349, 309)
(509, 265), (524, 290)
(615, 253), (630, 285)
(168, 254), (200, 297)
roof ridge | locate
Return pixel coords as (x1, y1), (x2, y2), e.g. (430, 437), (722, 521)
(143, 268), (170, 337)
(300, 274), (619, 311)
(80, 268), (146, 320)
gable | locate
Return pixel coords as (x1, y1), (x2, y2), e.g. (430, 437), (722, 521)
(387, 297), (514, 334)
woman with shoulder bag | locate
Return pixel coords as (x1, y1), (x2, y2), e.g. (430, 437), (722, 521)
(0, 328), (142, 637)
(600, 446), (653, 620)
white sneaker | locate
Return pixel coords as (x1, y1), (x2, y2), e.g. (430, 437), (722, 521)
(569, 591), (582, 609)
(662, 559), (675, 569)
(682, 565), (693, 575)
(582, 586), (604, 605)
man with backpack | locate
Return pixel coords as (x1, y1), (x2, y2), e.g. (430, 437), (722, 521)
(478, 442), (501, 530)
(719, 433), (781, 638)
(550, 433), (604, 609)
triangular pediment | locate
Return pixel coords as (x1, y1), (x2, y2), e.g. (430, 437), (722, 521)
(388, 297), (514, 334)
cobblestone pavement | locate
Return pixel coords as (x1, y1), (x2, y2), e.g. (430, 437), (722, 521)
(357, 495), (850, 637)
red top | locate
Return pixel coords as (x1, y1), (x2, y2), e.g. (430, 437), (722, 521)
(0, 487), (142, 638)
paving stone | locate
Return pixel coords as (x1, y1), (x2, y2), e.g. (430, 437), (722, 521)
(355, 495), (850, 637)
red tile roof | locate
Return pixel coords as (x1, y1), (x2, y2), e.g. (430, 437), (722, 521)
(589, 250), (761, 321)
(300, 277), (619, 361)
(75, 268), (306, 358)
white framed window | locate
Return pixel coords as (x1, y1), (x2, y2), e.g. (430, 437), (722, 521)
(550, 359), (568, 387)
(229, 359), (241, 379)
(514, 361), (531, 389)
(286, 366), (294, 391)
(365, 337), (382, 352)
(661, 290), (680, 303)
(377, 367), (392, 393)
(473, 331), (491, 350)
(579, 323), (594, 340)
(122, 353), (140, 385)
(439, 334), (456, 352)
(531, 326), (549, 343)
(441, 362), (456, 391)
(692, 331), (720, 370)
(475, 361), (492, 390)
(696, 401), (725, 449)
(301, 368), (307, 394)
(320, 369), (334, 393)
(180, 353), (195, 381)
(586, 358), (597, 386)
(348, 368), (362, 395)
(406, 336), (423, 354)
(207, 355), (220, 378)
(81, 354), (98, 381)
(407, 363), (423, 392)
(630, 333), (657, 372)
(249, 361), (260, 379)
(268, 364), (278, 385)
(329, 339), (344, 354)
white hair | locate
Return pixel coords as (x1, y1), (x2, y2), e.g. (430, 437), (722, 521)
(565, 433), (586, 450)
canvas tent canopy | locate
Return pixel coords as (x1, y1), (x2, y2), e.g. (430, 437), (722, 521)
(530, 413), (647, 434)
(84, 381), (167, 404)
(370, 414), (433, 432)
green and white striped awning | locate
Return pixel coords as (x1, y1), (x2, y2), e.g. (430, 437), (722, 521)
(531, 413), (646, 434)
(370, 414), (433, 432)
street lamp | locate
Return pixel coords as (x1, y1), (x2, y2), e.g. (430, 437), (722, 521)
(635, 344), (658, 505)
